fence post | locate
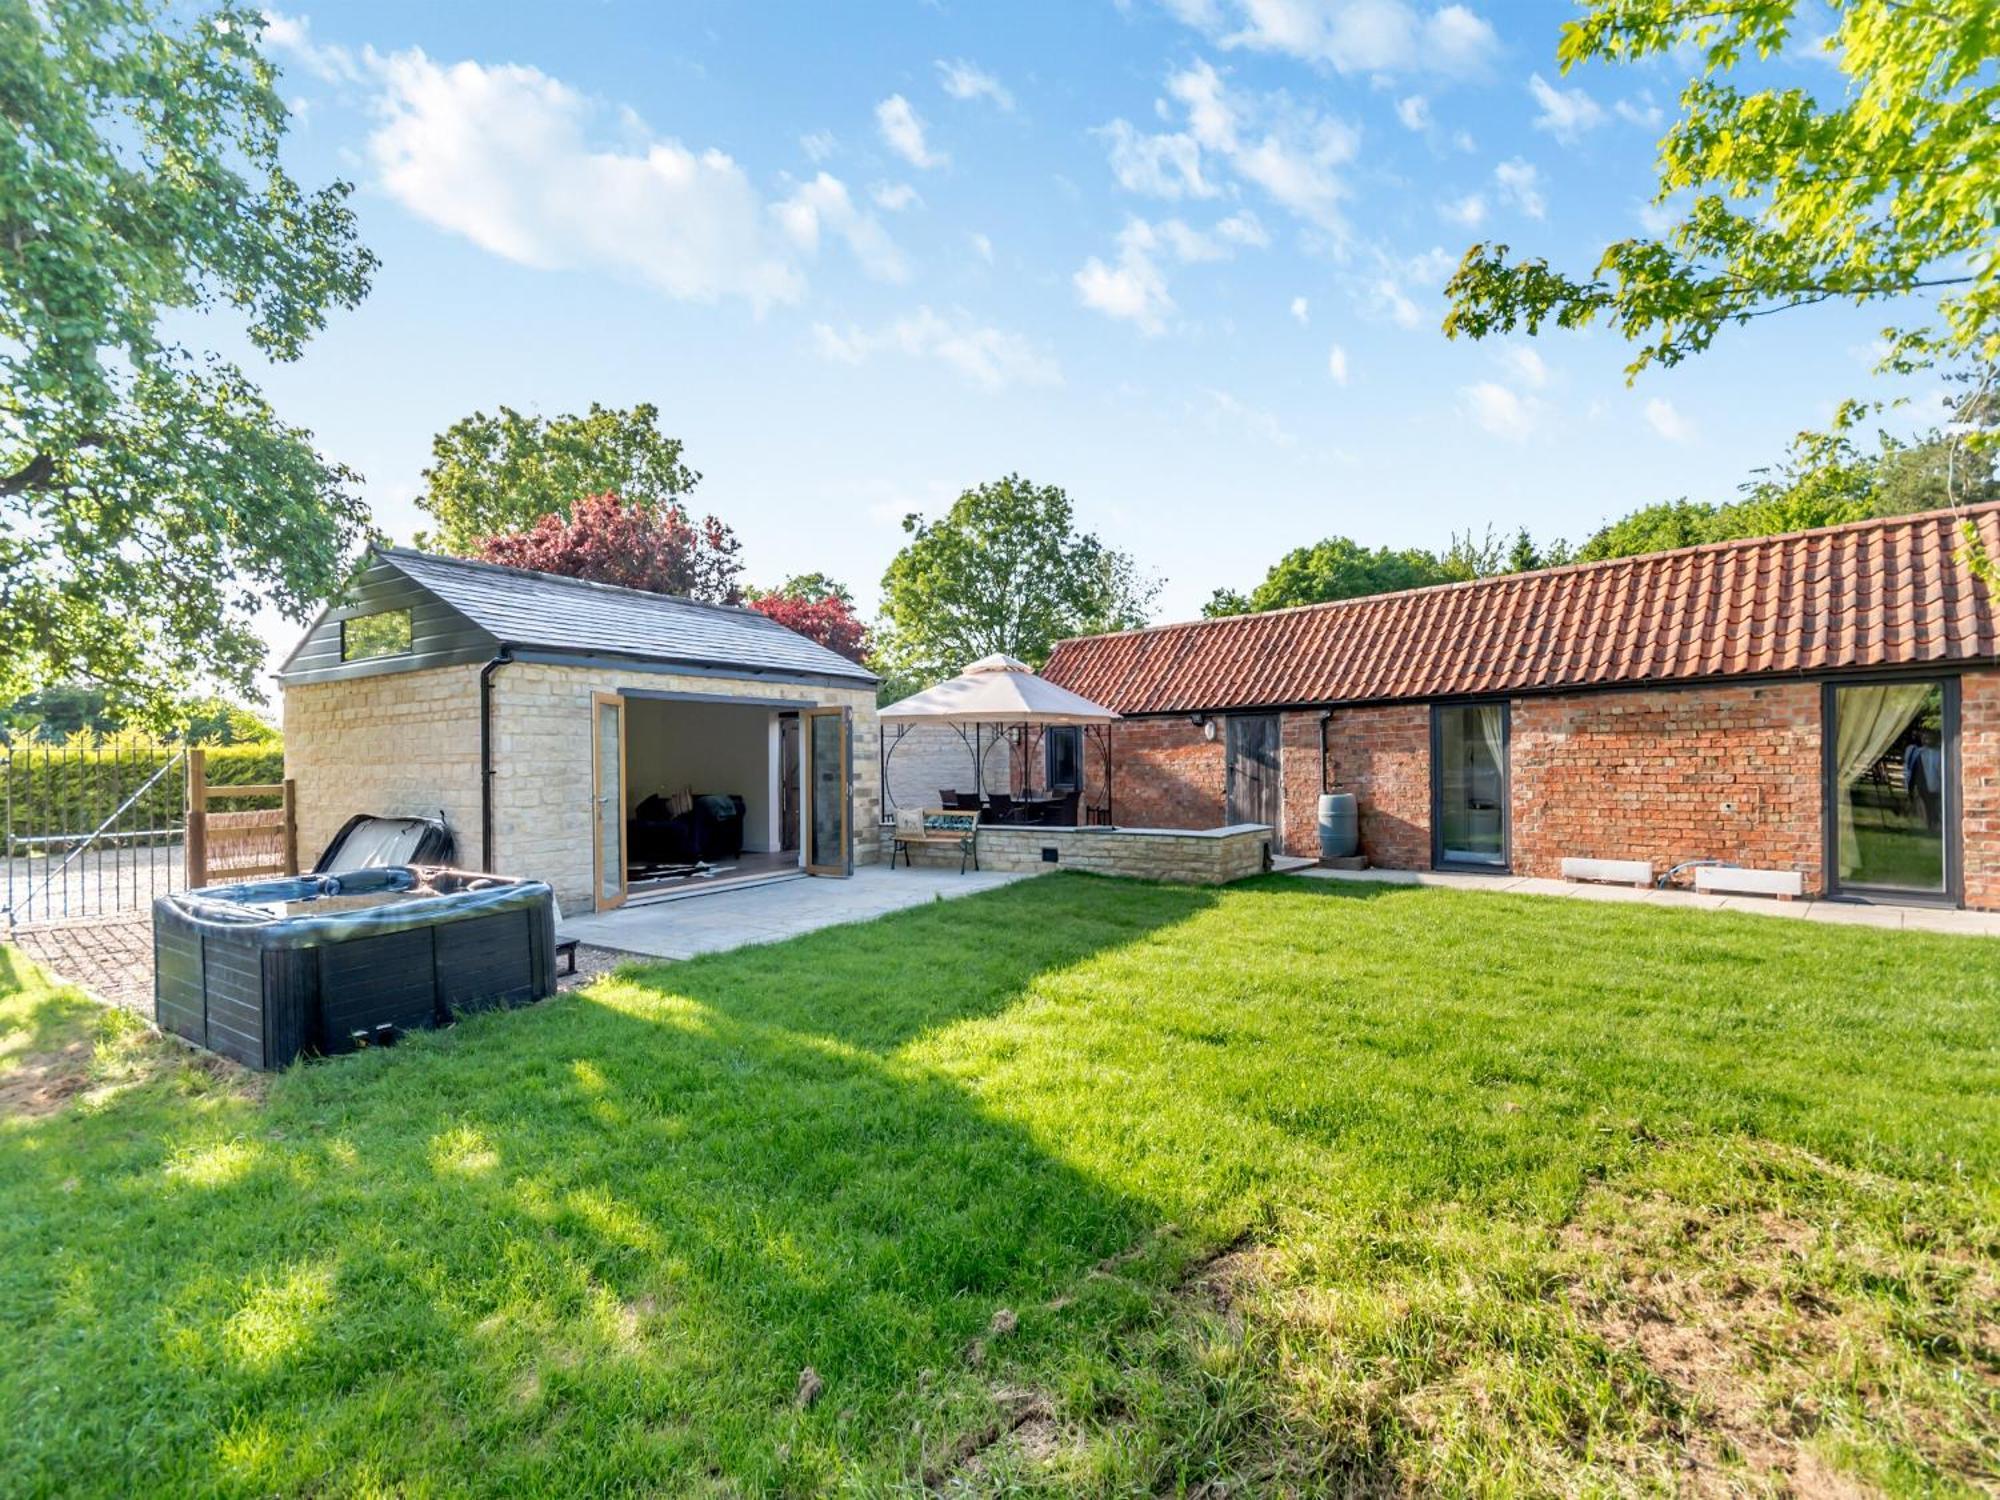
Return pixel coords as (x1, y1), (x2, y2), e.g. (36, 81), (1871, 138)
(185, 749), (208, 889)
(282, 777), (299, 875)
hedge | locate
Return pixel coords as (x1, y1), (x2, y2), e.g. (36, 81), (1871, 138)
(2, 744), (286, 843)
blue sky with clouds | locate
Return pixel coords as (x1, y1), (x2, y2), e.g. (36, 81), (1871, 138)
(247, 0), (1927, 671)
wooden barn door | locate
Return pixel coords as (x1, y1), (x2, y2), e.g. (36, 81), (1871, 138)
(1225, 714), (1282, 831)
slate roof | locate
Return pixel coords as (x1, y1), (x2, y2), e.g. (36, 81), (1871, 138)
(1042, 504), (2000, 715)
(378, 547), (878, 684)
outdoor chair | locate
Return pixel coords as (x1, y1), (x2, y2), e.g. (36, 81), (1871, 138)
(982, 793), (1014, 824)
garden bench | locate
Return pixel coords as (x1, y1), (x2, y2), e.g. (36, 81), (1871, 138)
(891, 808), (981, 873)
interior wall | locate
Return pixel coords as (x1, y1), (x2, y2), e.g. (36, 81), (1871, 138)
(624, 698), (780, 853)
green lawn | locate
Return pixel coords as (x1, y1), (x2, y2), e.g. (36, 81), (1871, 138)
(2, 875), (1996, 1496)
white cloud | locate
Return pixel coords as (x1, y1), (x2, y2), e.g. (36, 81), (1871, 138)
(1439, 191), (1486, 226)
(367, 49), (803, 308)
(1290, 295), (1310, 325)
(1494, 157), (1546, 218)
(876, 94), (947, 169)
(1615, 94), (1664, 128)
(1372, 276), (1422, 329)
(812, 307), (1060, 390)
(1216, 209), (1271, 247)
(1500, 343), (1548, 388)
(1452, 128), (1477, 153)
(1637, 197), (1679, 234)
(1644, 396), (1694, 443)
(1395, 94), (1431, 131)
(1074, 213), (1270, 333)
(1205, 389), (1294, 447)
(1146, 59), (1358, 234)
(969, 231), (994, 263)
(1099, 119), (1217, 199)
(1404, 245), (1456, 285)
(773, 173), (909, 283)
(872, 181), (920, 211)
(1327, 343), (1350, 384)
(800, 129), (837, 162)
(1169, 1), (1499, 77)
(1076, 249), (1174, 335)
(1463, 380), (1540, 440)
(1528, 73), (1605, 143)
(936, 58), (1013, 110)
(260, 10), (361, 83)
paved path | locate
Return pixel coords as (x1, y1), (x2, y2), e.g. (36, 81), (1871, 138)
(559, 864), (1031, 960)
(1288, 865), (2000, 936)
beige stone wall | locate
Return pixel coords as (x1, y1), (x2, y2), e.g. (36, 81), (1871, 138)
(891, 822), (1274, 884)
(283, 665), (485, 871)
(488, 662), (881, 911)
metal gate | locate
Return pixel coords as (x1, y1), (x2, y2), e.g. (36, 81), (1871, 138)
(1, 741), (188, 931)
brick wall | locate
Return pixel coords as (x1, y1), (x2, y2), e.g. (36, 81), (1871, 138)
(1510, 682), (1822, 889)
(1095, 717), (1225, 829)
(1314, 704), (1432, 870)
(1963, 671), (2000, 910)
(283, 665), (484, 872)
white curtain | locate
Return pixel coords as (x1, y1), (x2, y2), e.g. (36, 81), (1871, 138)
(1473, 704), (1505, 784)
(1833, 683), (1929, 875)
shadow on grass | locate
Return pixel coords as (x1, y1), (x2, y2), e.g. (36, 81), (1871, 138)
(0, 875), (1301, 1495)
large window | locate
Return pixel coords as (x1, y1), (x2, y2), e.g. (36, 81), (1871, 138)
(1826, 678), (1955, 899)
(1045, 726), (1082, 791)
(1433, 702), (1508, 868)
(340, 608), (412, 662)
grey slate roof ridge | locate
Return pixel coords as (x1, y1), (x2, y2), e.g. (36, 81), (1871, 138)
(375, 545), (877, 683)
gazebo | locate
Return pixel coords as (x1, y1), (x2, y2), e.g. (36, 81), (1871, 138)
(880, 654), (1120, 824)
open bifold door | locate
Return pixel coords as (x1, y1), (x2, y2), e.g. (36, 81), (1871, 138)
(800, 707), (851, 876)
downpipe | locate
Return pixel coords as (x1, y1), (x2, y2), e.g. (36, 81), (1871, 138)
(479, 648), (514, 872)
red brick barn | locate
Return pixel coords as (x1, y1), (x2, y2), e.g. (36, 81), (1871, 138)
(1041, 504), (2000, 911)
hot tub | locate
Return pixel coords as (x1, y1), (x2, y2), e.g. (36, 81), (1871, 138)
(154, 866), (557, 1069)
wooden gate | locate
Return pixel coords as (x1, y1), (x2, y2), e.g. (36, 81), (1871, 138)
(184, 750), (298, 888)
(1225, 714), (1282, 830)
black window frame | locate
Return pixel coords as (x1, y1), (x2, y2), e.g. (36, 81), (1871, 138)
(1430, 699), (1511, 873)
(339, 607), (414, 664)
(1044, 725), (1083, 792)
(1821, 673), (1962, 908)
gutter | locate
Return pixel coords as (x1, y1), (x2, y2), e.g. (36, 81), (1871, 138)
(479, 647), (514, 871)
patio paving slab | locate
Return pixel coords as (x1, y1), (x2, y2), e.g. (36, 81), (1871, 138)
(1287, 865), (2000, 934)
(557, 863), (1032, 960)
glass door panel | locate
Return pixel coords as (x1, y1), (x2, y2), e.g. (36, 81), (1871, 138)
(591, 693), (626, 910)
(1435, 703), (1507, 867)
(803, 708), (849, 876)
(1830, 681), (1949, 896)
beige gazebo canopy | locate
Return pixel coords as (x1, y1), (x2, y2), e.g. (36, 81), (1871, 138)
(879, 654), (1122, 727)
(879, 655), (1120, 819)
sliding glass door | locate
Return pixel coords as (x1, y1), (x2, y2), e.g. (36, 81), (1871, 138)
(1826, 678), (1957, 901)
(1432, 702), (1509, 869)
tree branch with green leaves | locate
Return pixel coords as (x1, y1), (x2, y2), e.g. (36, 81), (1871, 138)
(1443, 0), (1999, 378)
(1, 0), (376, 720)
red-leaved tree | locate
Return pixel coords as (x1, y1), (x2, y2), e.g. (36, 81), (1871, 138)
(475, 492), (743, 602)
(747, 589), (873, 664)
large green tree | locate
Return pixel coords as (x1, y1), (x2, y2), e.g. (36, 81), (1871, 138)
(415, 403), (702, 554)
(1444, 0), (1998, 378)
(876, 475), (1158, 690)
(1, 1), (376, 716)
(1203, 537), (1459, 617)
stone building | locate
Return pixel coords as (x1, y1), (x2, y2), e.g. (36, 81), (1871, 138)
(278, 547), (880, 913)
(1043, 504), (2000, 911)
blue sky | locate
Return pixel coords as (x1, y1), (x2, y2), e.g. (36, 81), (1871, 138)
(245, 0), (1929, 675)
